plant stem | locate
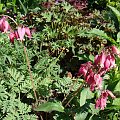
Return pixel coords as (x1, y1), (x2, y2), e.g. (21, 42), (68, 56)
(65, 83), (84, 107)
(23, 46), (38, 104)
(62, 79), (77, 104)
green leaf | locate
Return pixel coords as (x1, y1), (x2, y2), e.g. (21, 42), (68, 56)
(18, 0), (27, 14)
(74, 112), (88, 120)
(117, 32), (120, 42)
(89, 54), (94, 62)
(113, 98), (120, 106)
(88, 28), (116, 44)
(80, 88), (89, 106)
(114, 81), (120, 91)
(0, 4), (3, 12)
(34, 102), (64, 112)
(108, 5), (120, 23)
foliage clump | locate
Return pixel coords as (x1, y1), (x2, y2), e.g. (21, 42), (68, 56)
(0, 0), (120, 120)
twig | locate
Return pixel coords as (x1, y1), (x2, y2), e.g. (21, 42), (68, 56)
(62, 79), (77, 104)
(23, 46), (38, 104)
(65, 83), (84, 107)
(40, 114), (43, 120)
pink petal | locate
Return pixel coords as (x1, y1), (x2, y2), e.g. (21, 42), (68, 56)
(107, 90), (116, 99)
(18, 27), (25, 40)
(104, 56), (110, 70)
(0, 17), (11, 32)
(111, 46), (120, 55)
(9, 32), (15, 43)
(109, 55), (115, 68)
(78, 61), (92, 77)
(94, 52), (106, 68)
(94, 74), (102, 89)
(14, 31), (19, 39)
(3, 20), (10, 33)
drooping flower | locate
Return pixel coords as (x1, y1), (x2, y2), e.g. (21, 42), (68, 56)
(9, 30), (19, 43)
(9, 32), (15, 43)
(0, 17), (11, 33)
(94, 74), (103, 90)
(95, 90), (115, 110)
(111, 46), (120, 55)
(104, 55), (115, 70)
(78, 61), (92, 77)
(85, 69), (95, 91)
(18, 26), (25, 40)
(9, 26), (32, 42)
(107, 90), (116, 99)
(94, 52), (106, 68)
(85, 70), (103, 91)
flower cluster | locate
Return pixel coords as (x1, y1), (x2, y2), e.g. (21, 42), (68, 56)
(9, 26), (31, 43)
(78, 46), (120, 109)
(95, 90), (115, 110)
(0, 16), (32, 43)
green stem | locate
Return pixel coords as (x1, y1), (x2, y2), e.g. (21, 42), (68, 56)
(65, 83), (84, 107)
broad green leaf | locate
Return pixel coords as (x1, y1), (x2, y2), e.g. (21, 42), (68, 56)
(0, 4), (3, 12)
(108, 5), (120, 23)
(113, 98), (120, 106)
(113, 113), (118, 120)
(80, 88), (89, 106)
(34, 102), (64, 112)
(117, 32), (120, 42)
(114, 81), (120, 91)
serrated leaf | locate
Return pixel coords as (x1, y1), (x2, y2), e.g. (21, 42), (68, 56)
(74, 112), (88, 120)
(34, 102), (64, 112)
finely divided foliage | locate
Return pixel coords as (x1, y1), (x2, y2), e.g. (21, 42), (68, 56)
(0, 0), (120, 120)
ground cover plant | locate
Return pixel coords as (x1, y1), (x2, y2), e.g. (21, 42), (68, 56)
(0, 0), (120, 120)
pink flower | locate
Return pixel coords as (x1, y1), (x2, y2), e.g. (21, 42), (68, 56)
(9, 31), (19, 43)
(18, 26), (25, 40)
(86, 69), (95, 91)
(85, 71), (103, 91)
(9, 32), (15, 43)
(14, 31), (19, 39)
(9, 26), (32, 43)
(78, 61), (92, 77)
(104, 55), (115, 70)
(106, 90), (116, 99)
(94, 74), (102, 90)
(0, 17), (11, 33)
(94, 52), (106, 68)
(95, 90), (115, 110)
(111, 46), (120, 55)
